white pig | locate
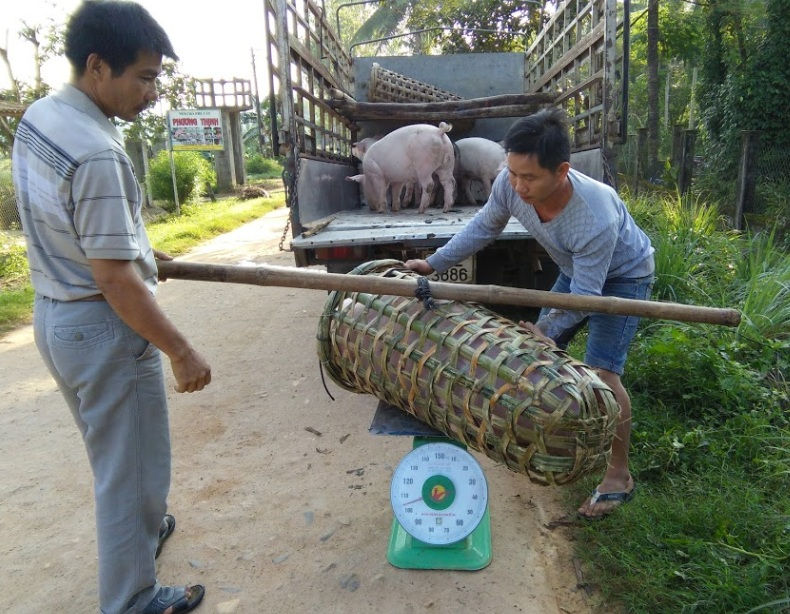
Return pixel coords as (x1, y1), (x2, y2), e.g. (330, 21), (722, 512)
(455, 137), (506, 204)
(347, 122), (456, 213)
(351, 136), (380, 161)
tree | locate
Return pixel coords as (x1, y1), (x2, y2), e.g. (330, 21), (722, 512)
(241, 102), (276, 157)
(0, 17), (64, 155)
(345, 0), (551, 55)
(408, 0), (546, 54)
(698, 0), (781, 171)
(0, 13), (196, 155)
(734, 0), (790, 145)
(626, 1), (708, 156)
(0, 32), (22, 103)
(646, 0), (659, 179)
(348, 0), (411, 51)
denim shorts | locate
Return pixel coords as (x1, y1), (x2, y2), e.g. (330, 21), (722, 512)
(540, 273), (654, 375)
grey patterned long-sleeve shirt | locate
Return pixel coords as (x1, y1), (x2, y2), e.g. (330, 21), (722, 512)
(426, 168), (655, 340)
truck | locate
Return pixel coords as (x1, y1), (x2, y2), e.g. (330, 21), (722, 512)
(263, 0), (629, 318)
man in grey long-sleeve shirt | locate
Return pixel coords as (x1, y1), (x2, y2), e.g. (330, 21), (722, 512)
(406, 108), (655, 519)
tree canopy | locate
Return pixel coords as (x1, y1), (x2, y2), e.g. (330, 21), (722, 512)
(339, 0), (551, 55)
(0, 17), (196, 155)
(700, 0), (790, 166)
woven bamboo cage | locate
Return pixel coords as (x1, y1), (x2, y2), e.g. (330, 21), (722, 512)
(368, 62), (463, 103)
(317, 260), (620, 486)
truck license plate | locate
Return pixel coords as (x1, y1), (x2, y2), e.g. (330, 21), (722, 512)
(428, 257), (475, 284)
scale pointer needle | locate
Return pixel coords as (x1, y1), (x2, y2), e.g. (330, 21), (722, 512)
(403, 497), (423, 505)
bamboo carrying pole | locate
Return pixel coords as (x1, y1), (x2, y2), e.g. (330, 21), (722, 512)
(156, 260), (741, 327)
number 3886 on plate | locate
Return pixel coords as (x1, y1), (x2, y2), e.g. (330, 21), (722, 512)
(428, 256), (475, 284)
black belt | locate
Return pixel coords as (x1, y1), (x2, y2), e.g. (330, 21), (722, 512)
(73, 294), (106, 301)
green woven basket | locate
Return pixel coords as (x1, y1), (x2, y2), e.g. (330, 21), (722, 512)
(317, 260), (620, 486)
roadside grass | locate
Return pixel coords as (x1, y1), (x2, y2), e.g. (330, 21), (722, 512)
(0, 193), (284, 334)
(0, 235), (32, 334)
(0, 284), (34, 333)
(570, 192), (790, 613)
(146, 194), (283, 256)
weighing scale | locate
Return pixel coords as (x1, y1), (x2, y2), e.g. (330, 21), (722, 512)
(370, 402), (492, 570)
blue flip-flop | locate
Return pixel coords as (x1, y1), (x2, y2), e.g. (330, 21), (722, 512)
(578, 483), (636, 520)
(142, 584), (204, 614)
(156, 514), (176, 559)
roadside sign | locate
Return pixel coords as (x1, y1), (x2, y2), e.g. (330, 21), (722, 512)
(167, 108), (224, 151)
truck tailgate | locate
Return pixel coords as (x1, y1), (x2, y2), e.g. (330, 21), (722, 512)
(291, 206), (531, 249)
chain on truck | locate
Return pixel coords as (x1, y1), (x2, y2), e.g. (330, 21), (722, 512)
(264, 0), (630, 319)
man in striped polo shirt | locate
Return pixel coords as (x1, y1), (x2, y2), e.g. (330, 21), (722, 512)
(13, 2), (209, 612)
(406, 108), (655, 520)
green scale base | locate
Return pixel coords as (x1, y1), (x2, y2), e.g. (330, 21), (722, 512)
(386, 506), (492, 570)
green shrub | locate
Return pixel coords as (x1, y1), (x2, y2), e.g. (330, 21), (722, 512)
(0, 235), (28, 285)
(627, 326), (772, 424)
(245, 153), (282, 178)
(0, 159), (20, 231)
(734, 229), (790, 342)
(148, 150), (216, 211)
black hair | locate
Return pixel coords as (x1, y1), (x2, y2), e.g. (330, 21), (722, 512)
(503, 108), (571, 171)
(65, 1), (178, 77)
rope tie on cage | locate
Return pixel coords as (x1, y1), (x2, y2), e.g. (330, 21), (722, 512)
(415, 276), (436, 311)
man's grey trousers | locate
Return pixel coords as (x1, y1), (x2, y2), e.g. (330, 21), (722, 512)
(34, 295), (169, 613)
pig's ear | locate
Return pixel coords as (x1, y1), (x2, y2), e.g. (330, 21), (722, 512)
(346, 174), (364, 183)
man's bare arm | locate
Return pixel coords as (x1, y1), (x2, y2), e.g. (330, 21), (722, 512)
(90, 258), (211, 393)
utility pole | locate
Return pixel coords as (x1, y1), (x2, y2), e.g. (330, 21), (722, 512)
(251, 47), (265, 154)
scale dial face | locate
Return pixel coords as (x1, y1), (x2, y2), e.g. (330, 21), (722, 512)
(390, 442), (488, 545)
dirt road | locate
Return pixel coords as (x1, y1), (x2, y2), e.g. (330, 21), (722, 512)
(0, 206), (595, 613)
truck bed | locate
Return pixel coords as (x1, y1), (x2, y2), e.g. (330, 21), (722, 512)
(291, 205), (531, 249)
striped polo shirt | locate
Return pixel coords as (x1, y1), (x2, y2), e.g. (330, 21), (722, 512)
(12, 84), (158, 301)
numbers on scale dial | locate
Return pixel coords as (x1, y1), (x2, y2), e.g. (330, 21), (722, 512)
(390, 442), (488, 545)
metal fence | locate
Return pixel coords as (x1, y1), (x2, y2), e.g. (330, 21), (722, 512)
(616, 130), (789, 227)
(753, 141), (790, 193)
(743, 139), (790, 227)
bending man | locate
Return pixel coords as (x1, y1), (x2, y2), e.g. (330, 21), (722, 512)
(405, 108), (655, 519)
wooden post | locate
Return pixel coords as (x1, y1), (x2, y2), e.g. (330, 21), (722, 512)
(625, 134), (637, 192)
(688, 66), (698, 129)
(671, 124), (683, 169)
(664, 62), (671, 131)
(677, 129), (697, 195)
(734, 130), (760, 231)
(229, 110), (245, 186)
(636, 127), (648, 181)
